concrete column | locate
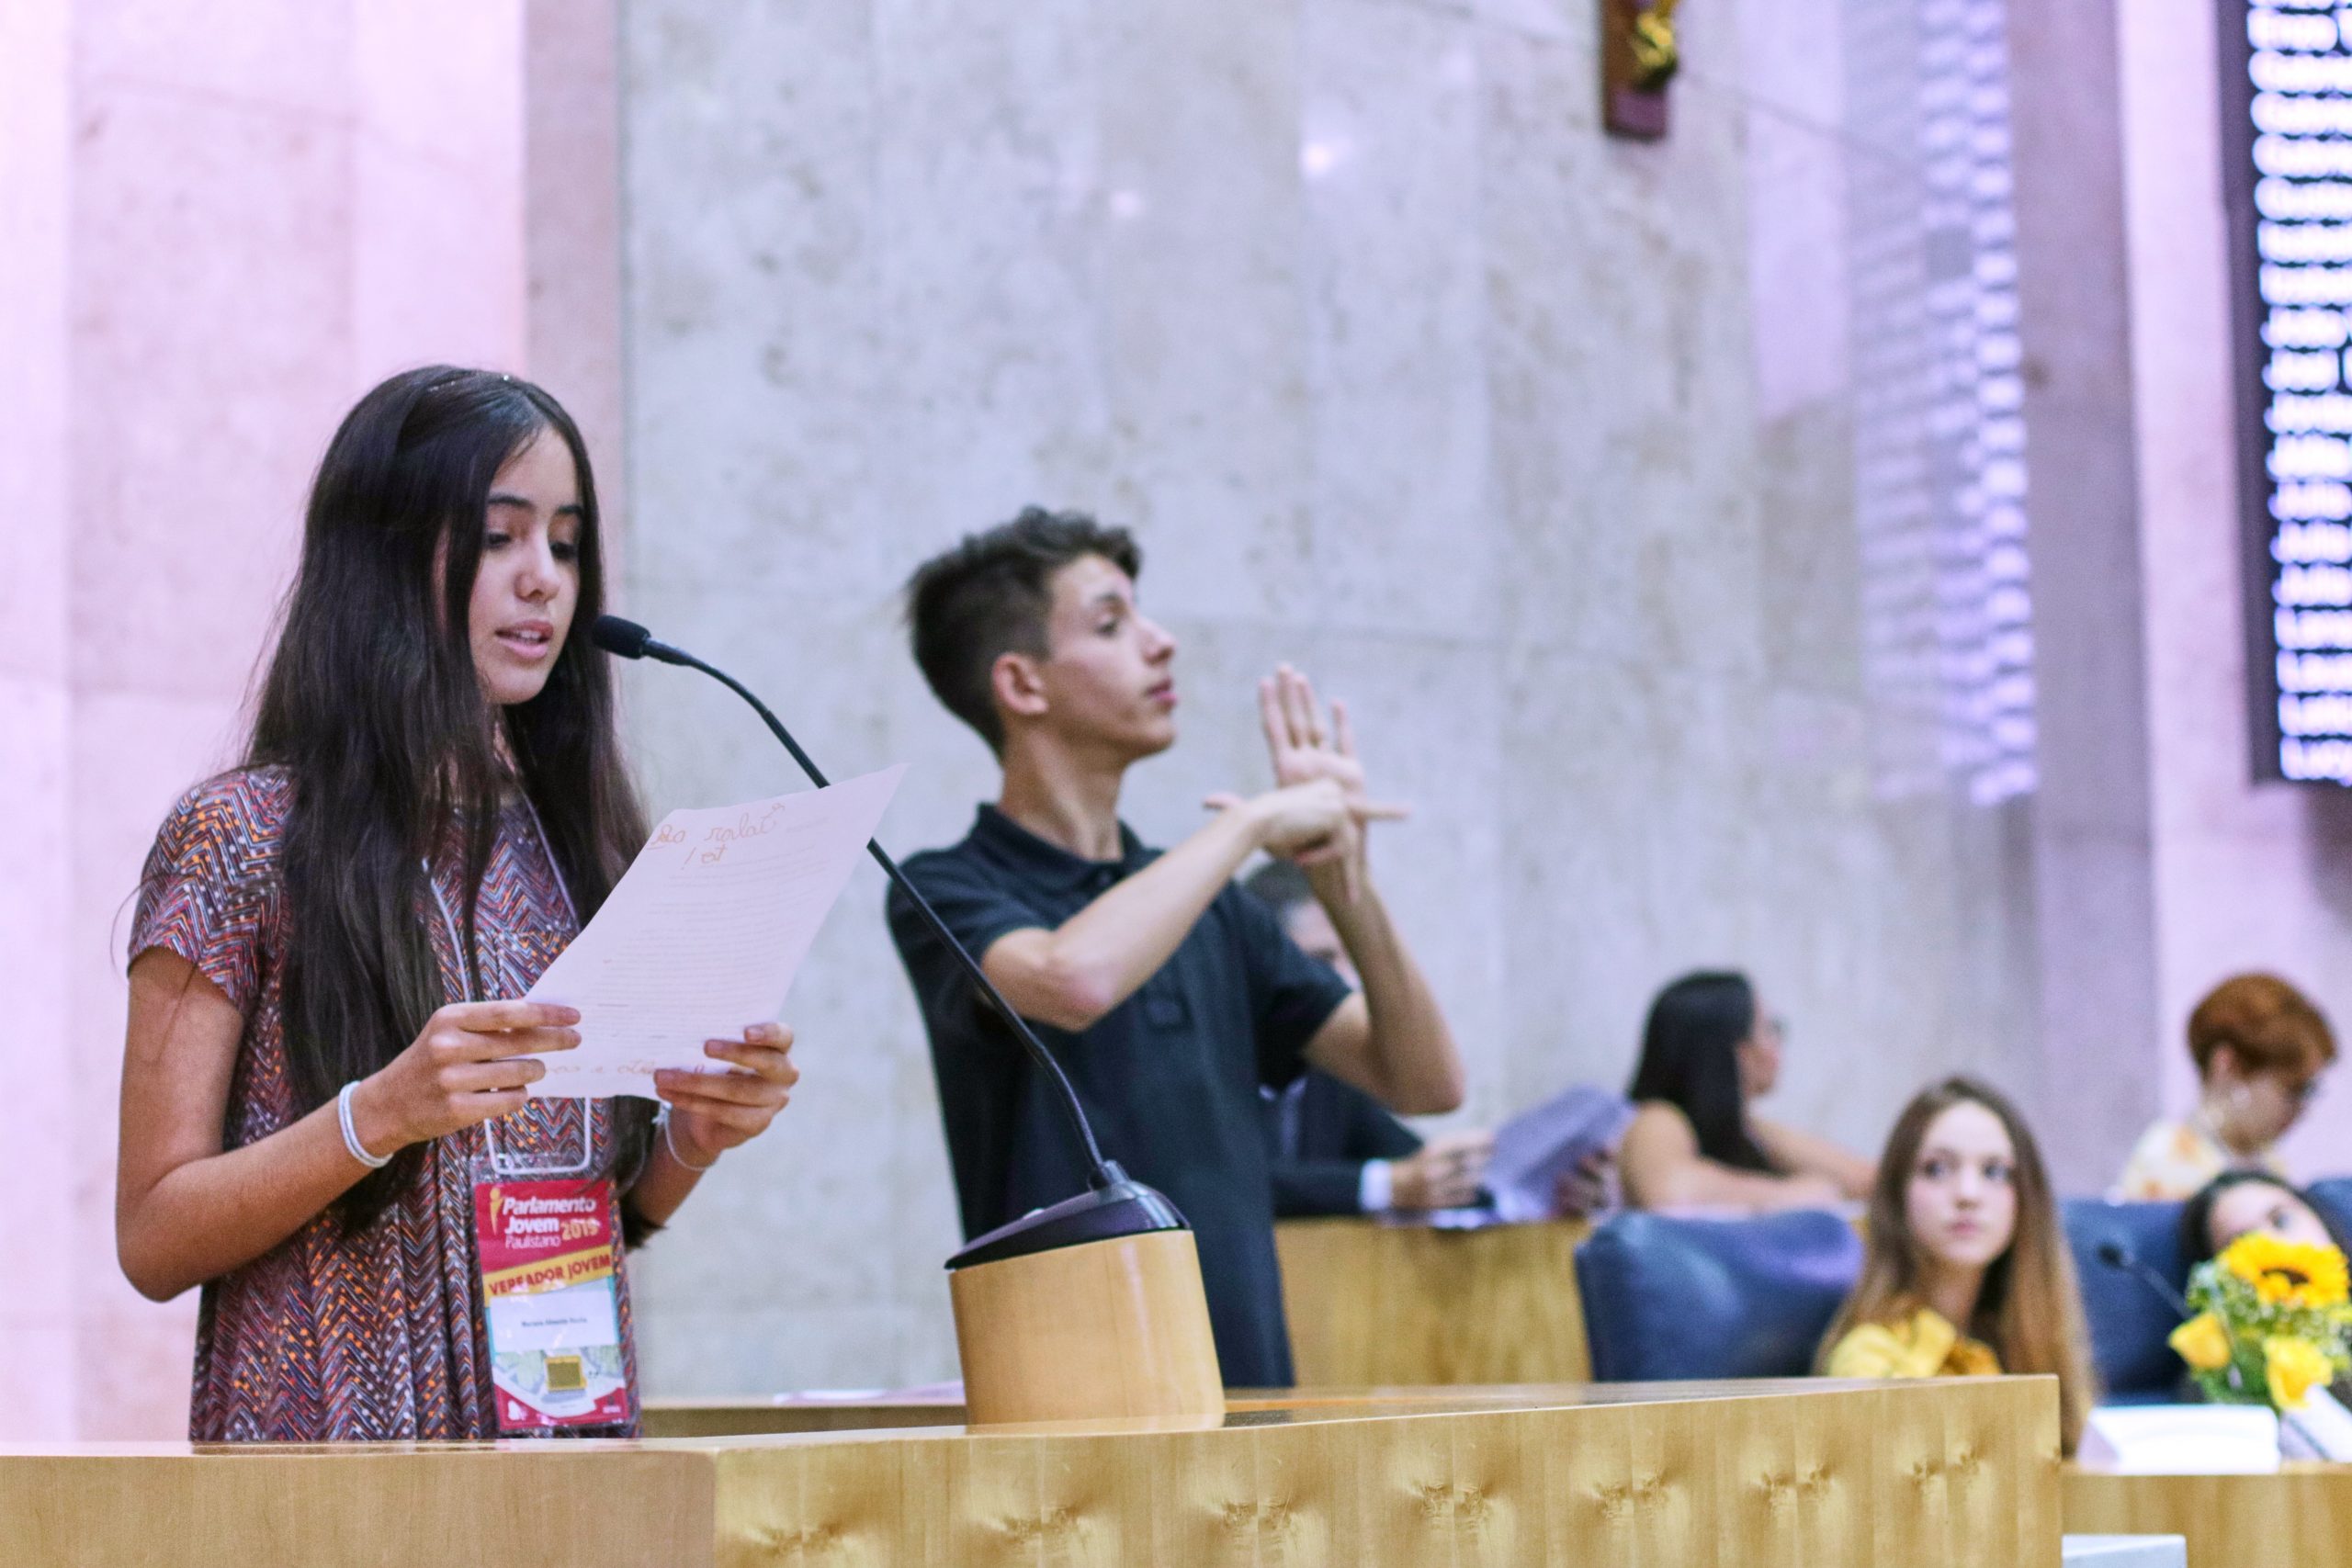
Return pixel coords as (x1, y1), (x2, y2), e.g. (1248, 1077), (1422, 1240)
(2006, 0), (2165, 1187)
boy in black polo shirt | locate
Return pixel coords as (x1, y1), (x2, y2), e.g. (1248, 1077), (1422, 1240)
(887, 507), (1464, 1387)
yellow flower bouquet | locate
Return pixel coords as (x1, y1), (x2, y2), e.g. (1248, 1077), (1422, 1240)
(2168, 1234), (2352, 1411)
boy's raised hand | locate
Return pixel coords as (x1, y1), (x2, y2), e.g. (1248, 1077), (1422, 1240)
(1256, 664), (1407, 899)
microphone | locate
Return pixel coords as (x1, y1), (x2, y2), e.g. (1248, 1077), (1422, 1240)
(591, 615), (692, 666)
(593, 614), (1187, 1262)
(2095, 1240), (2194, 1319)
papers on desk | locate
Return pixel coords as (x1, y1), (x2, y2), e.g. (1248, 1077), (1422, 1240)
(2076, 1404), (2280, 1473)
(2283, 1386), (2352, 1461)
(1376, 1082), (1634, 1230)
(2078, 1392), (2352, 1471)
(1482, 1084), (1634, 1224)
(520, 765), (905, 1100)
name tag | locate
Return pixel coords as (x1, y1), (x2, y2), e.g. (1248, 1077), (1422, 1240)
(476, 1178), (631, 1432)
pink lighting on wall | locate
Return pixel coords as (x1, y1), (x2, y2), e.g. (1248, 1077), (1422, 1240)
(0, 0), (616, 1440)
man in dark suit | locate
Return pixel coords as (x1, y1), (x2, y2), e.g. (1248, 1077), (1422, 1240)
(1244, 861), (1493, 1216)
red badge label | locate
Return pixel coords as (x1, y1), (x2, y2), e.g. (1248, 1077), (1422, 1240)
(475, 1179), (630, 1431)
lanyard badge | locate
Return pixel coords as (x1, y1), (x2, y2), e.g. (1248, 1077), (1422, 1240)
(434, 820), (631, 1433)
(474, 1107), (631, 1433)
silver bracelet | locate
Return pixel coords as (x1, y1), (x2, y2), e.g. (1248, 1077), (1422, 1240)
(662, 1108), (717, 1172)
(337, 1082), (390, 1169)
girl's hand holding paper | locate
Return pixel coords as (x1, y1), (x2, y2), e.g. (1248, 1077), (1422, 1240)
(518, 766), (904, 1100)
(655, 1022), (801, 1167)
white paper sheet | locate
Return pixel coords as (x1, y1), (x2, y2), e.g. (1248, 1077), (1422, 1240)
(1481, 1083), (1634, 1223)
(520, 764), (905, 1100)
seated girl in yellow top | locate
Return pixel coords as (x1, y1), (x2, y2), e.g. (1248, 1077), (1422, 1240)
(1816, 1077), (2096, 1450)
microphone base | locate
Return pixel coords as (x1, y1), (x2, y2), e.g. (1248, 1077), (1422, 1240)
(948, 1226), (1227, 1427)
(945, 1169), (1181, 1269)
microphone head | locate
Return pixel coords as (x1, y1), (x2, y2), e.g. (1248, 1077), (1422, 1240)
(2095, 1240), (2132, 1269)
(592, 615), (654, 660)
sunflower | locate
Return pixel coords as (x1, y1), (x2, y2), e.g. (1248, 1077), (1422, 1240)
(2220, 1233), (2352, 1310)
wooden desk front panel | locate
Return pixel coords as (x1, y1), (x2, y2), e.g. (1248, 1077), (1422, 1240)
(0, 1443), (713, 1568)
(0, 1380), (2059, 1568)
(706, 1379), (2057, 1568)
(2065, 1465), (2352, 1568)
(1275, 1217), (1593, 1386)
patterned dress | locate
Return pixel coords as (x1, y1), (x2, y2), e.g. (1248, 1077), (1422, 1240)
(130, 766), (643, 1441)
(2112, 1113), (2288, 1201)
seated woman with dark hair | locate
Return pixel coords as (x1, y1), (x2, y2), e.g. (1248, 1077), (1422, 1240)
(2174, 1172), (2352, 1416)
(1617, 970), (1873, 1213)
(2180, 1169), (2346, 1261)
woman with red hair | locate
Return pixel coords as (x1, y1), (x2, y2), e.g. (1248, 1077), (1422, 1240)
(2115, 974), (2335, 1201)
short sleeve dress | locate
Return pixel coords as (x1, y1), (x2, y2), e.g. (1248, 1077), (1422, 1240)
(129, 767), (644, 1441)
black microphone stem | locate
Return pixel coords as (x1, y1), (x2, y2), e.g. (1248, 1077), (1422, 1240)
(658, 647), (1119, 1190)
(2098, 1243), (2195, 1320)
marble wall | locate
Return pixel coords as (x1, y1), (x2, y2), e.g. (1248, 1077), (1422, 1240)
(0, 0), (595, 1438)
(617, 0), (2050, 1395)
(0, 0), (77, 1443)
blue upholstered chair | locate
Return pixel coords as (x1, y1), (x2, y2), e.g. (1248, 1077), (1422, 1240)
(2062, 1198), (2189, 1402)
(1574, 1210), (1864, 1382)
(2307, 1177), (2352, 1241)
(1577, 1182), (2352, 1392)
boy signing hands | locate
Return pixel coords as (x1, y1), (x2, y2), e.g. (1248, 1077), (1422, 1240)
(1208, 665), (1408, 903)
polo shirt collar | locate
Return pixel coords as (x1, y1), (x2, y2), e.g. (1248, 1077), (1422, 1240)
(972, 803), (1147, 893)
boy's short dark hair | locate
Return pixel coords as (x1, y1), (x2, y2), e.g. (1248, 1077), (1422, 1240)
(904, 506), (1142, 750)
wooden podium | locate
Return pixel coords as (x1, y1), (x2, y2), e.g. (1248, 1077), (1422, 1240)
(949, 1227), (1224, 1425)
(1277, 1215), (1596, 1384)
(1, 1378), (2062, 1566)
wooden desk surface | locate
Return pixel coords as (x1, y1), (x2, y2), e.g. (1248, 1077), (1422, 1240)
(648, 1391), (967, 1438)
(2064, 1462), (2352, 1568)
(0, 1379), (2061, 1567)
(642, 1378), (1870, 1438)
(1275, 1215), (1594, 1386)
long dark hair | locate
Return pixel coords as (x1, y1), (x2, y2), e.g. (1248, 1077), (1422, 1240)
(1626, 970), (1774, 1171)
(1817, 1077), (2095, 1450)
(250, 366), (652, 1227)
(2180, 1170), (2349, 1263)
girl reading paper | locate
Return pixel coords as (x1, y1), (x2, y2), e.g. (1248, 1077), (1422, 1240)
(115, 367), (799, 1440)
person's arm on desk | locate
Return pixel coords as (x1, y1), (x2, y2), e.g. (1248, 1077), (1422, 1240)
(1386, 1133), (1494, 1209)
(1750, 1116), (1876, 1201)
(1351, 1093), (1498, 1213)
(1618, 1102), (1842, 1213)
(978, 780), (1366, 1032)
(1272, 1139), (1490, 1215)
(1272, 1157), (1381, 1216)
